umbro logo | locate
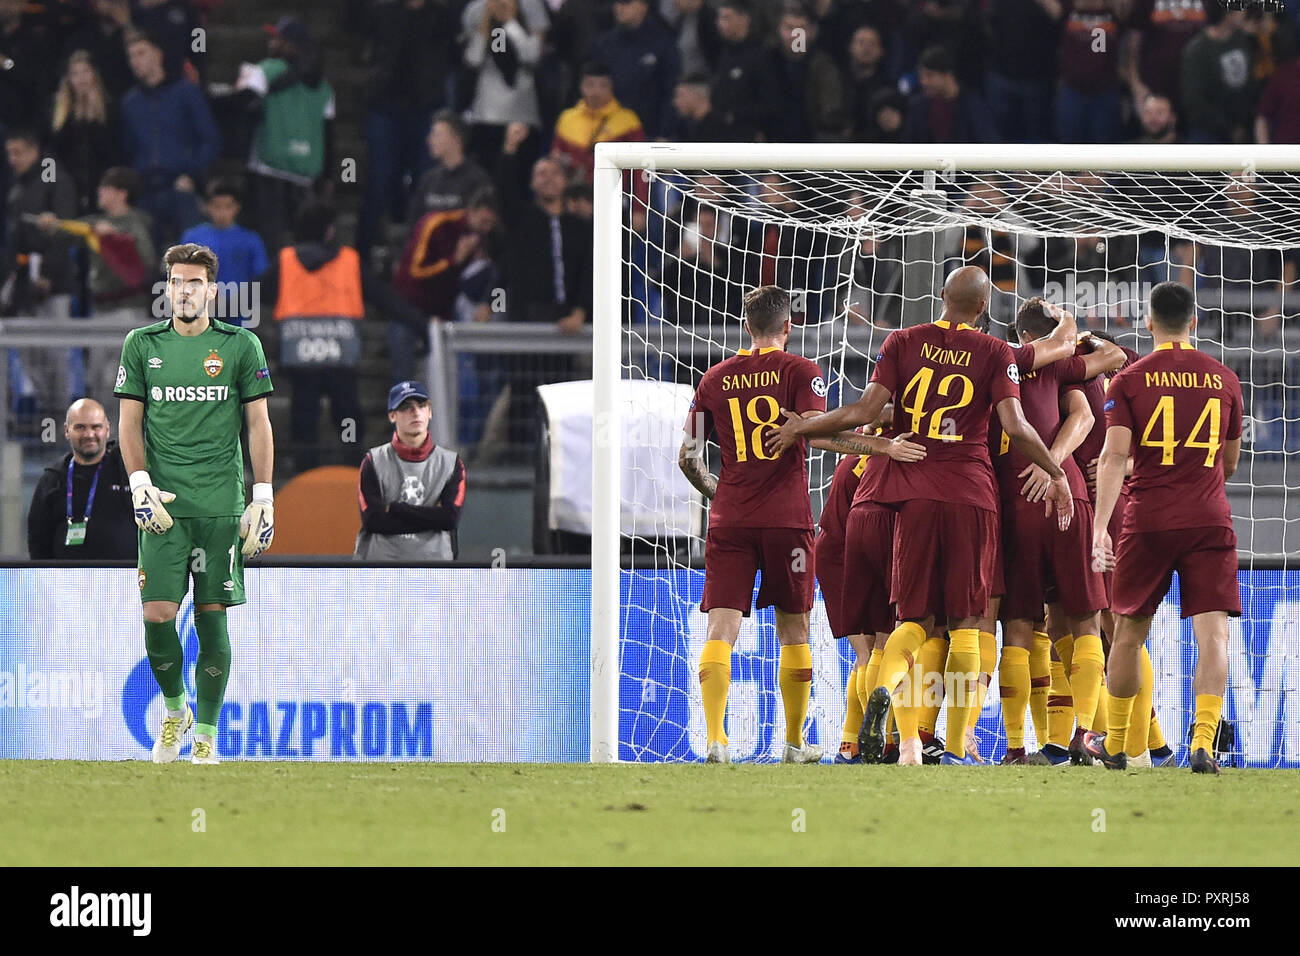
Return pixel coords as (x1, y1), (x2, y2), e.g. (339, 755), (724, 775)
(148, 357), (162, 369)
(222, 580), (234, 590)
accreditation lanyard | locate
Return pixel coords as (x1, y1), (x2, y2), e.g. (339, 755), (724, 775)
(65, 458), (103, 547)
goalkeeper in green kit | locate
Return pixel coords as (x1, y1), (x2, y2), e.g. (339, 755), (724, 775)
(114, 243), (275, 765)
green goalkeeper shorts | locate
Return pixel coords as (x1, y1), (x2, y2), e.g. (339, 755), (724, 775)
(137, 515), (246, 607)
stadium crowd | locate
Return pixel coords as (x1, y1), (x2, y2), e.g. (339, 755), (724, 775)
(4, 0), (1300, 471)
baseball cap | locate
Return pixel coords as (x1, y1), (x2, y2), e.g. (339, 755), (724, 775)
(263, 16), (311, 48)
(388, 380), (430, 411)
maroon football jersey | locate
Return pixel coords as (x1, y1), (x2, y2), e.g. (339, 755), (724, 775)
(1070, 343), (1140, 488)
(685, 346), (827, 529)
(865, 320), (1020, 512)
(818, 452), (867, 541)
(991, 353), (1089, 502)
(1105, 342), (1243, 533)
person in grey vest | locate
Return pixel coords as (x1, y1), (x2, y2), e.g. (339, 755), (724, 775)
(355, 380), (466, 560)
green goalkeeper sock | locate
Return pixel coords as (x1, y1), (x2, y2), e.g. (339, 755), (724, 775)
(194, 609), (232, 736)
(144, 619), (185, 701)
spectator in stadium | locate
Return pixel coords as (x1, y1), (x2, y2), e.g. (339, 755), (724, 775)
(844, 24), (894, 141)
(392, 186), (501, 379)
(355, 380), (467, 561)
(1244, 6), (1297, 86)
(237, 17), (335, 251)
(564, 181), (593, 221)
(2, 129), (79, 320)
(552, 61), (646, 183)
(711, 0), (774, 141)
(497, 136), (592, 329)
(43, 166), (156, 318)
(496, 137), (592, 454)
(178, 180), (269, 327)
(51, 51), (122, 217)
(661, 74), (727, 142)
(407, 110), (494, 226)
(27, 397), (136, 560)
(984, 0), (1060, 144)
(1123, 0), (1209, 110)
(660, 204), (743, 331)
(764, 2), (850, 142)
(593, 0), (680, 139)
(61, 1), (134, 102)
(1255, 51), (1300, 143)
(1130, 93), (1180, 144)
(902, 45), (997, 144)
(863, 87), (906, 142)
(1056, 0), (1125, 144)
(355, 0), (460, 263)
(460, 0), (549, 172)
(257, 201), (426, 470)
(133, 0), (205, 83)
(811, 0), (904, 67)
(658, 0), (721, 78)
(1180, 6), (1254, 144)
(901, 0), (984, 87)
(121, 28), (215, 248)
(0, 0), (58, 130)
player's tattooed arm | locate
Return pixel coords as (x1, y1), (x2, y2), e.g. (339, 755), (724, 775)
(678, 438), (717, 500)
(812, 431), (926, 462)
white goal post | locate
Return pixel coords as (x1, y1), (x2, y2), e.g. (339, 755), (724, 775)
(591, 143), (1300, 765)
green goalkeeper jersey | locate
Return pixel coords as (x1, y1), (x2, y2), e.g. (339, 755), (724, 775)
(114, 318), (274, 518)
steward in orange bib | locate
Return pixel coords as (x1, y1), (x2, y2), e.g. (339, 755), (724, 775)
(257, 201), (425, 469)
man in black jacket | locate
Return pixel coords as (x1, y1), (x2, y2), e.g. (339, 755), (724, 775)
(28, 398), (137, 559)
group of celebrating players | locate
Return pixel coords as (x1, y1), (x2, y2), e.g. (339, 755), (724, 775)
(679, 267), (1243, 772)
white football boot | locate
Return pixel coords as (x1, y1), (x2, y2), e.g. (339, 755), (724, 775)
(1128, 750), (1153, 768)
(191, 735), (220, 765)
(705, 741), (731, 764)
(781, 742), (824, 764)
(152, 703), (193, 764)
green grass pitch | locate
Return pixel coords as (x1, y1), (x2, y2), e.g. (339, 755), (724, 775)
(2, 761), (1297, 866)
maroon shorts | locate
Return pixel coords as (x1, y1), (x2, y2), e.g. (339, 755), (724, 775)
(1001, 497), (1107, 622)
(890, 499), (999, 622)
(702, 526), (816, 616)
(814, 531), (849, 637)
(991, 500), (1006, 598)
(1102, 489), (1132, 607)
(840, 502), (897, 637)
(1112, 525), (1241, 619)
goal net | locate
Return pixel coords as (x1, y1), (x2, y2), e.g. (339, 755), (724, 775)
(592, 144), (1300, 768)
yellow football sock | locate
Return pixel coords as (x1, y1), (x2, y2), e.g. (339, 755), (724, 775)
(1046, 660), (1074, 748)
(998, 646), (1031, 751)
(876, 621), (928, 695)
(886, 704), (897, 743)
(1069, 635), (1105, 730)
(1094, 683), (1110, 734)
(842, 666), (864, 745)
(916, 636), (948, 735)
(699, 639), (732, 746)
(1054, 633), (1075, 680)
(1105, 691), (1136, 755)
(861, 648), (882, 712)
(944, 629), (981, 757)
(779, 643), (813, 747)
(1148, 710), (1168, 751)
(1125, 646), (1155, 759)
(966, 630), (997, 733)
(1029, 632), (1051, 747)
(1191, 694), (1224, 754)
